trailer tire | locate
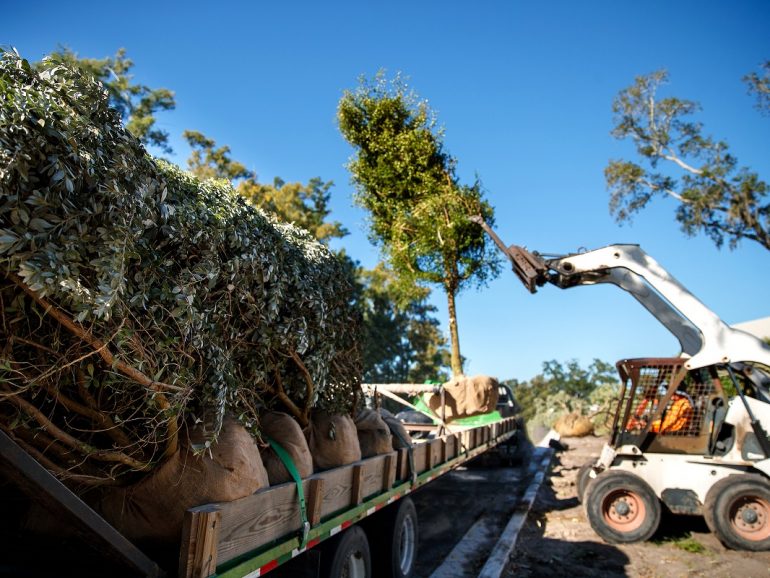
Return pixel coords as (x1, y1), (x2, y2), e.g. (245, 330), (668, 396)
(321, 524), (372, 578)
(585, 470), (660, 544)
(704, 474), (770, 551)
(366, 497), (418, 578)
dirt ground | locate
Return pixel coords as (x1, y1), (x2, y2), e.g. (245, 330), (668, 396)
(507, 435), (770, 578)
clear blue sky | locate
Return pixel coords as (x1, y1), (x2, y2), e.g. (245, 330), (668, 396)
(5, 1), (769, 381)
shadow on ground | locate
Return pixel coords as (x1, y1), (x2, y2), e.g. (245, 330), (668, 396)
(508, 452), (632, 577)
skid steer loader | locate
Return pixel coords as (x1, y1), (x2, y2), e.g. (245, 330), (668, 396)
(473, 216), (770, 550)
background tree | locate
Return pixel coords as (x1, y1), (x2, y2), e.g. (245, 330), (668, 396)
(744, 61), (770, 114)
(358, 264), (450, 383)
(509, 358), (618, 423)
(183, 131), (346, 243)
(338, 73), (500, 376)
(183, 129), (254, 182)
(605, 64), (769, 251)
(239, 178), (348, 243)
(43, 47), (175, 153)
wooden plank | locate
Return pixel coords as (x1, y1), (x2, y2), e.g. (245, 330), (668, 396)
(307, 478), (324, 526)
(412, 443), (428, 474)
(446, 434), (457, 460)
(180, 505), (220, 578)
(382, 453), (396, 491)
(214, 480), (301, 564)
(213, 454), (390, 565)
(396, 447), (408, 481)
(0, 429), (162, 578)
(429, 439), (442, 469)
(351, 464), (364, 505)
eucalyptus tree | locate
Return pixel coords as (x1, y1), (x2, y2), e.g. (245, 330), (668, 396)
(605, 63), (770, 251)
(338, 73), (500, 375)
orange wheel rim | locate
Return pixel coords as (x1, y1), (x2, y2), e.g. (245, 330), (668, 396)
(729, 495), (770, 542)
(601, 489), (646, 532)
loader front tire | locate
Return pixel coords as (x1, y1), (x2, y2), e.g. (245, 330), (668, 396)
(705, 474), (770, 551)
(585, 470), (660, 544)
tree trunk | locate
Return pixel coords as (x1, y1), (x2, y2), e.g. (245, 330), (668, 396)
(446, 287), (463, 376)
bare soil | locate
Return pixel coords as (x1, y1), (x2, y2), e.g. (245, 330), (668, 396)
(507, 435), (770, 577)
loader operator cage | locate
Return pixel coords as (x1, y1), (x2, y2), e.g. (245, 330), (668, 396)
(611, 358), (727, 453)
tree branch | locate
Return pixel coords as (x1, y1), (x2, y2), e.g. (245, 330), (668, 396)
(9, 273), (180, 458)
(9, 274), (185, 394)
(1, 383), (151, 471)
(267, 369), (308, 428)
(289, 350), (315, 423)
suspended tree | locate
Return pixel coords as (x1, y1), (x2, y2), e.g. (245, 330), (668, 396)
(338, 73), (500, 375)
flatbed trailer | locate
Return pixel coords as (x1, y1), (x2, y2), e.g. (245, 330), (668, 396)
(1, 412), (518, 578)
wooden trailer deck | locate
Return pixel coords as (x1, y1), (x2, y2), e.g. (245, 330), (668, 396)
(180, 417), (518, 578)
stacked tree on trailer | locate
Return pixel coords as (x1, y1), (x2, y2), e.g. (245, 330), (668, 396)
(0, 49), (361, 512)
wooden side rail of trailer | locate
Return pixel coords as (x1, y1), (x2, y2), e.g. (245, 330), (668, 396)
(179, 416), (519, 578)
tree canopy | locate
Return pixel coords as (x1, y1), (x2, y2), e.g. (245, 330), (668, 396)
(337, 73), (500, 375)
(605, 64), (770, 251)
(42, 47), (176, 154)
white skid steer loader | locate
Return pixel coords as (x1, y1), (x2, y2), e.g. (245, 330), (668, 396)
(473, 216), (770, 551)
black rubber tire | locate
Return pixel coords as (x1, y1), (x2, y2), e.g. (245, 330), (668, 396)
(576, 461), (597, 504)
(321, 524), (372, 578)
(366, 497), (419, 578)
(704, 473), (770, 551)
(585, 470), (661, 544)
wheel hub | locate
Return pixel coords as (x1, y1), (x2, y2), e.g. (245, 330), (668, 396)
(615, 501), (631, 516)
(602, 489), (645, 532)
(741, 508), (759, 525)
(734, 500), (767, 532)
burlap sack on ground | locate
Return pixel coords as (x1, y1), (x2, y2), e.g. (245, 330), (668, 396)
(428, 375), (500, 421)
(354, 409), (393, 458)
(554, 412), (594, 437)
(259, 411), (314, 485)
(382, 415), (412, 449)
(98, 415), (268, 546)
(305, 412), (361, 471)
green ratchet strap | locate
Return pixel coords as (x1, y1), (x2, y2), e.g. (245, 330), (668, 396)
(267, 437), (310, 547)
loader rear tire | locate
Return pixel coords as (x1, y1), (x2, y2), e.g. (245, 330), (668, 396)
(576, 461), (597, 504)
(705, 474), (770, 551)
(585, 470), (660, 544)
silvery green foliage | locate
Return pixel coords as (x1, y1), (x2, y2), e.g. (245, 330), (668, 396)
(0, 50), (361, 466)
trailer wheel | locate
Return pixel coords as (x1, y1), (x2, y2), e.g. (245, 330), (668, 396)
(366, 497), (418, 578)
(704, 474), (770, 551)
(321, 524), (372, 578)
(585, 470), (660, 544)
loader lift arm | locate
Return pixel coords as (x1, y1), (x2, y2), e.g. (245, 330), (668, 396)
(472, 215), (770, 373)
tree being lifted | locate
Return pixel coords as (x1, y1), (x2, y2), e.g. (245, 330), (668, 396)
(0, 50), (361, 486)
(605, 63), (770, 251)
(337, 73), (500, 376)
